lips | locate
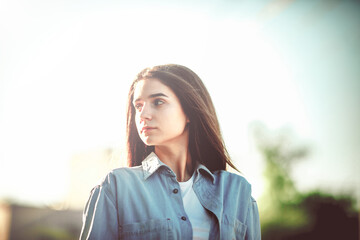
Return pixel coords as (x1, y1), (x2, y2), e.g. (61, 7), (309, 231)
(141, 126), (156, 134)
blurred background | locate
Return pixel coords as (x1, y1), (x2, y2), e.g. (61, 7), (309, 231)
(0, 0), (359, 239)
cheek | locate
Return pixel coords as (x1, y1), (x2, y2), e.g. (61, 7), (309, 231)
(168, 111), (187, 131)
(134, 114), (141, 131)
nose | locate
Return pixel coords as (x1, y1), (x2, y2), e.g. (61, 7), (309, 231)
(139, 103), (152, 122)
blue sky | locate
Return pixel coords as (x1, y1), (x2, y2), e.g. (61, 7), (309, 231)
(0, 0), (359, 206)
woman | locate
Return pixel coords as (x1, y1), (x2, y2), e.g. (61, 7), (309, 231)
(80, 64), (261, 239)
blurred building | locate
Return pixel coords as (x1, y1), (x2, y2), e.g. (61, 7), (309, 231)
(0, 146), (127, 240)
(65, 145), (127, 210)
(0, 202), (82, 240)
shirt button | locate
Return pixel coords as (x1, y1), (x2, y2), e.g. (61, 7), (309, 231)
(173, 188), (179, 194)
(181, 216), (187, 221)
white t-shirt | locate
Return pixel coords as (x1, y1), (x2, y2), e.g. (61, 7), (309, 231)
(178, 173), (213, 239)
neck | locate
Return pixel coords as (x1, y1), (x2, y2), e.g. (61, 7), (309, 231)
(155, 144), (193, 182)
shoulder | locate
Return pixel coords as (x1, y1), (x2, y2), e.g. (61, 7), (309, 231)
(87, 166), (144, 201)
(110, 166), (143, 179)
(213, 170), (251, 186)
(95, 166), (144, 190)
(212, 170), (253, 198)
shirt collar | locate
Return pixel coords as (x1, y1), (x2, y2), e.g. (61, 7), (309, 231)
(196, 163), (215, 184)
(141, 152), (215, 184)
(141, 152), (166, 180)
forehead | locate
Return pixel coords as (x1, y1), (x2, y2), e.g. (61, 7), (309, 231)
(133, 78), (175, 100)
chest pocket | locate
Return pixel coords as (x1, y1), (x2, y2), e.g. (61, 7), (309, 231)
(221, 214), (247, 240)
(119, 218), (172, 240)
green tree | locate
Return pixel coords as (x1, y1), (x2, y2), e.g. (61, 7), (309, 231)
(252, 123), (359, 239)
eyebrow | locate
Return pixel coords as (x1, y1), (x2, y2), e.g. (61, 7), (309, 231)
(133, 93), (169, 103)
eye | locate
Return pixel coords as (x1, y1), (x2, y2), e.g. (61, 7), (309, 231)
(134, 103), (143, 111)
(154, 99), (165, 106)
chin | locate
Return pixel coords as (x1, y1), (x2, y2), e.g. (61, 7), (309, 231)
(144, 142), (155, 146)
(141, 137), (157, 146)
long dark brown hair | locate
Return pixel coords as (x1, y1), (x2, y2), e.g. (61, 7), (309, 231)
(126, 64), (238, 172)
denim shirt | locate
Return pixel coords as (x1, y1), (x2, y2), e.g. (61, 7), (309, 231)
(80, 152), (261, 240)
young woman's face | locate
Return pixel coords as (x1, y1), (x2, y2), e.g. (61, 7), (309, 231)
(133, 78), (189, 147)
